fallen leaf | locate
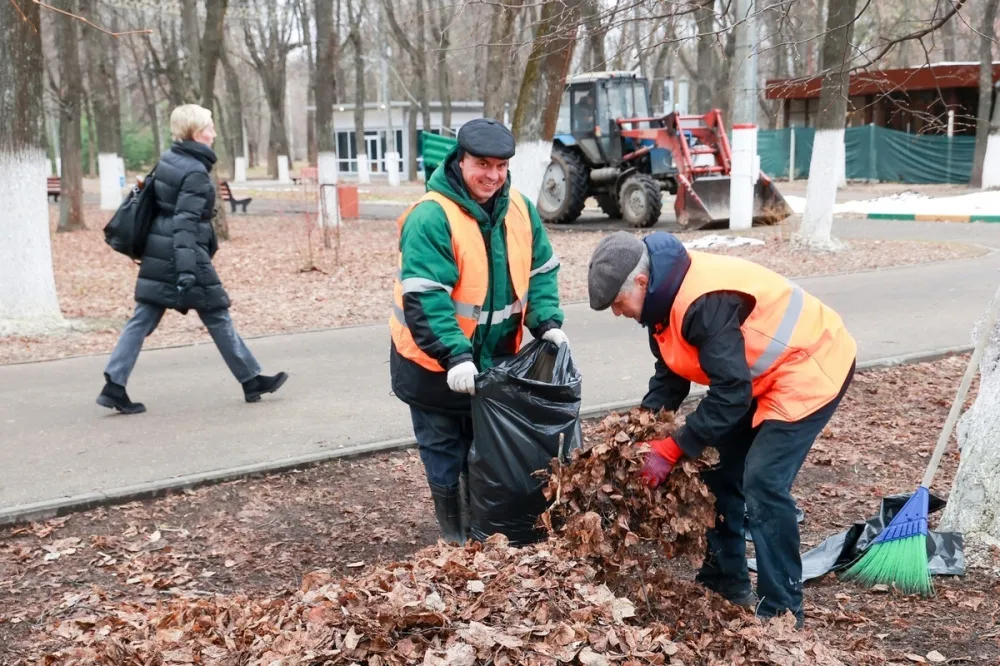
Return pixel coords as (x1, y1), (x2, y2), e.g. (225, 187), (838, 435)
(906, 655), (927, 663)
(925, 651), (946, 663)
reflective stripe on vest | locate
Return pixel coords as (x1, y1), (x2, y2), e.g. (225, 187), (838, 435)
(654, 251), (856, 426)
(389, 189), (534, 372)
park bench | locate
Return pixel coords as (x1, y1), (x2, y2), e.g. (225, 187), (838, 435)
(219, 181), (252, 213)
(47, 177), (61, 202)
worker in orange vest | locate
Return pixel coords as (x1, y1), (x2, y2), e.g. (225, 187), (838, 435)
(390, 119), (566, 545)
(588, 230), (856, 628)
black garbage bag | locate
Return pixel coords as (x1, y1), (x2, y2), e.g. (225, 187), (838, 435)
(748, 492), (965, 581)
(468, 339), (582, 546)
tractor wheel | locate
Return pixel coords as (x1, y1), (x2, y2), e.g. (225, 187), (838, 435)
(537, 145), (589, 224)
(595, 193), (621, 219)
(618, 174), (663, 228)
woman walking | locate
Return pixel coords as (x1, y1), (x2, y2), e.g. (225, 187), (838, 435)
(97, 104), (287, 414)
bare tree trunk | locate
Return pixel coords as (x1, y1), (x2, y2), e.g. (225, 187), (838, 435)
(1, 0), (63, 328)
(316, 0), (338, 154)
(695, 0), (716, 111)
(407, 102), (418, 180)
(201, 0), (229, 110)
(85, 94), (97, 176)
(482, 0), (521, 120)
(582, 0), (608, 71)
(971, 0), (1000, 188)
(511, 0), (584, 202)
(797, 0), (860, 250)
(221, 43), (245, 174)
(384, 0), (431, 132)
(55, 0), (86, 232)
(348, 0), (366, 171)
(939, 0), (957, 61)
(82, 0), (122, 154)
(429, 0), (453, 131)
(181, 0), (202, 101)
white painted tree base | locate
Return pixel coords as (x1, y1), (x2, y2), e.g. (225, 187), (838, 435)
(0, 149), (64, 333)
(940, 306), (1000, 548)
(317, 152), (340, 228)
(981, 133), (1000, 190)
(357, 156), (371, 185)
(509, 140), (552, 207)
(795, 129), (845, 252)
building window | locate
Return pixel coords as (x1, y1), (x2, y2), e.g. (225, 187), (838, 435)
(787, 98), (808, 128)
(336, 131), (358, 172)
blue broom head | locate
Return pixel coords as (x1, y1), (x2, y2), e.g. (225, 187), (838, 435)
(871, 486), (930, 545)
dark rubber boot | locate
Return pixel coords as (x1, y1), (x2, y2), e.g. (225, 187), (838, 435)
(458, 471), (472, 542)
(429, 483), (464, 545)
(242, 372), (288, 403)
(96, 377), (146, 415)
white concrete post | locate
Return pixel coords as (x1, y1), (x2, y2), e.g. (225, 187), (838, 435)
(234, 157), (247, 183)
(277, 155), (290, 183)
(729, 125), (756, 230)
(357, 154), (371, 184)
(386, 151), (401, 187)
(318, 152), (340, 227)
(98, 153), (123, 210)
(789, 127), (796, 182)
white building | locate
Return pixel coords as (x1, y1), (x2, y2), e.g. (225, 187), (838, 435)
(332, 101), (505, 175)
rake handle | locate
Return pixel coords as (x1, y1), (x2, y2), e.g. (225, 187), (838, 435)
(921, 281), (1000, 489)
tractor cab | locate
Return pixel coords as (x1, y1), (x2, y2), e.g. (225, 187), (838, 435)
(554, 71), (654, 167)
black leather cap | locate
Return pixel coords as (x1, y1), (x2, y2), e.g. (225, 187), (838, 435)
(457, 118), (516, 159)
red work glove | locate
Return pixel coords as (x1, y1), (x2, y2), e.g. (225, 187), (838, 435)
(639, 437), (684, 488)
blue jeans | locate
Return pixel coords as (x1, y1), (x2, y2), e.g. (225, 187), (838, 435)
(409, 407), (474, 489)
(697, 364), (854, 620)
(105, 302), (261, 386)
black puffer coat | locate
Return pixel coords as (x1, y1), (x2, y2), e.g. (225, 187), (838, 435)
(135, 141), (230, 313)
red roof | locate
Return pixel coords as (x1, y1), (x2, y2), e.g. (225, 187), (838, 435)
(765, 62), (1000, 100)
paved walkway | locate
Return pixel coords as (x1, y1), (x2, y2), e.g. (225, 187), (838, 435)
(1, 219), (999, 517)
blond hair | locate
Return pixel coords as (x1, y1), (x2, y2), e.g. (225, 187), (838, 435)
(170, 104), (213, 141)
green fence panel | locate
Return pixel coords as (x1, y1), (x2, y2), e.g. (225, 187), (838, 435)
(757, 127), (814, 179)
(419, 131), (457, 182)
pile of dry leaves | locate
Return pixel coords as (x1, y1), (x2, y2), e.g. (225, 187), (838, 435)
(32, 408), (855, 665)
(542, 408), (717, 569)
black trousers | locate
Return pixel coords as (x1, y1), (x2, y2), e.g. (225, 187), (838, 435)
(697, 363), (855, 620)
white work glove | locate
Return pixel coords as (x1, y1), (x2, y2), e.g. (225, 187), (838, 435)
(447, 360), (478, 395)
(542, 328), (570, 348)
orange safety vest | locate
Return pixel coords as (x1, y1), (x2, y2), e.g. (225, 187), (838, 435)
(653, 251), (857, 426)
(389, 190), (534, 373)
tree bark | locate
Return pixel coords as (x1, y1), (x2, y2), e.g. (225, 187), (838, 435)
(81, 0), (122, 154)
(694, 0), (717, 111)
(55, 0), (86, 232)
(0, 0), (63, 328)
(348, 0), (366, 171)
(85, 94), (97, 176)
(797, 0), (860, 251)
(298, 0), (317, 165)
(482, 0), (522, 121)
(316, 0), (338, 154)
(201, 0), (229, 110)
(244, 1), (299, 177)
(407, 102), (418, 180)
(510, 0), (584, 203)
(939, 300), (1000, 547)
(582, 0), (608, 71)
(970, 0), (1000, 189)
(180, 0), (202, 101)
(384, 0), (431, 132)
(429, 0), (453, 131)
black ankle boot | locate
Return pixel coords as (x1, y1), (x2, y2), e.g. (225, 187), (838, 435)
(429, 483), (464, 544)
(458, 471), (472, 541)
(242, 372), (288, 403)
(96, 376), (146, 415)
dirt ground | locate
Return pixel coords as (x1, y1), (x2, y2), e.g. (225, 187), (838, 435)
(1, 356), (998, 664)
(0, 204), (983, 365)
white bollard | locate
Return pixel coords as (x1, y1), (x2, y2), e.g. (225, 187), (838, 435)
(48, 159), (54, 176)
(728, 124), (756, 230)
(318, 152), (340, 227)
(234, 156), (247, 183)
(357, 154), (371, 185)
(385, 151), (401, 187)
(277, 155), (290, 183)
(55, 158), (62, 177)
(98, 153), (123, 210)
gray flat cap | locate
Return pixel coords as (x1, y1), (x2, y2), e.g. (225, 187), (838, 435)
(588, 231), (646, 311)
(458, 118), (516, 159)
